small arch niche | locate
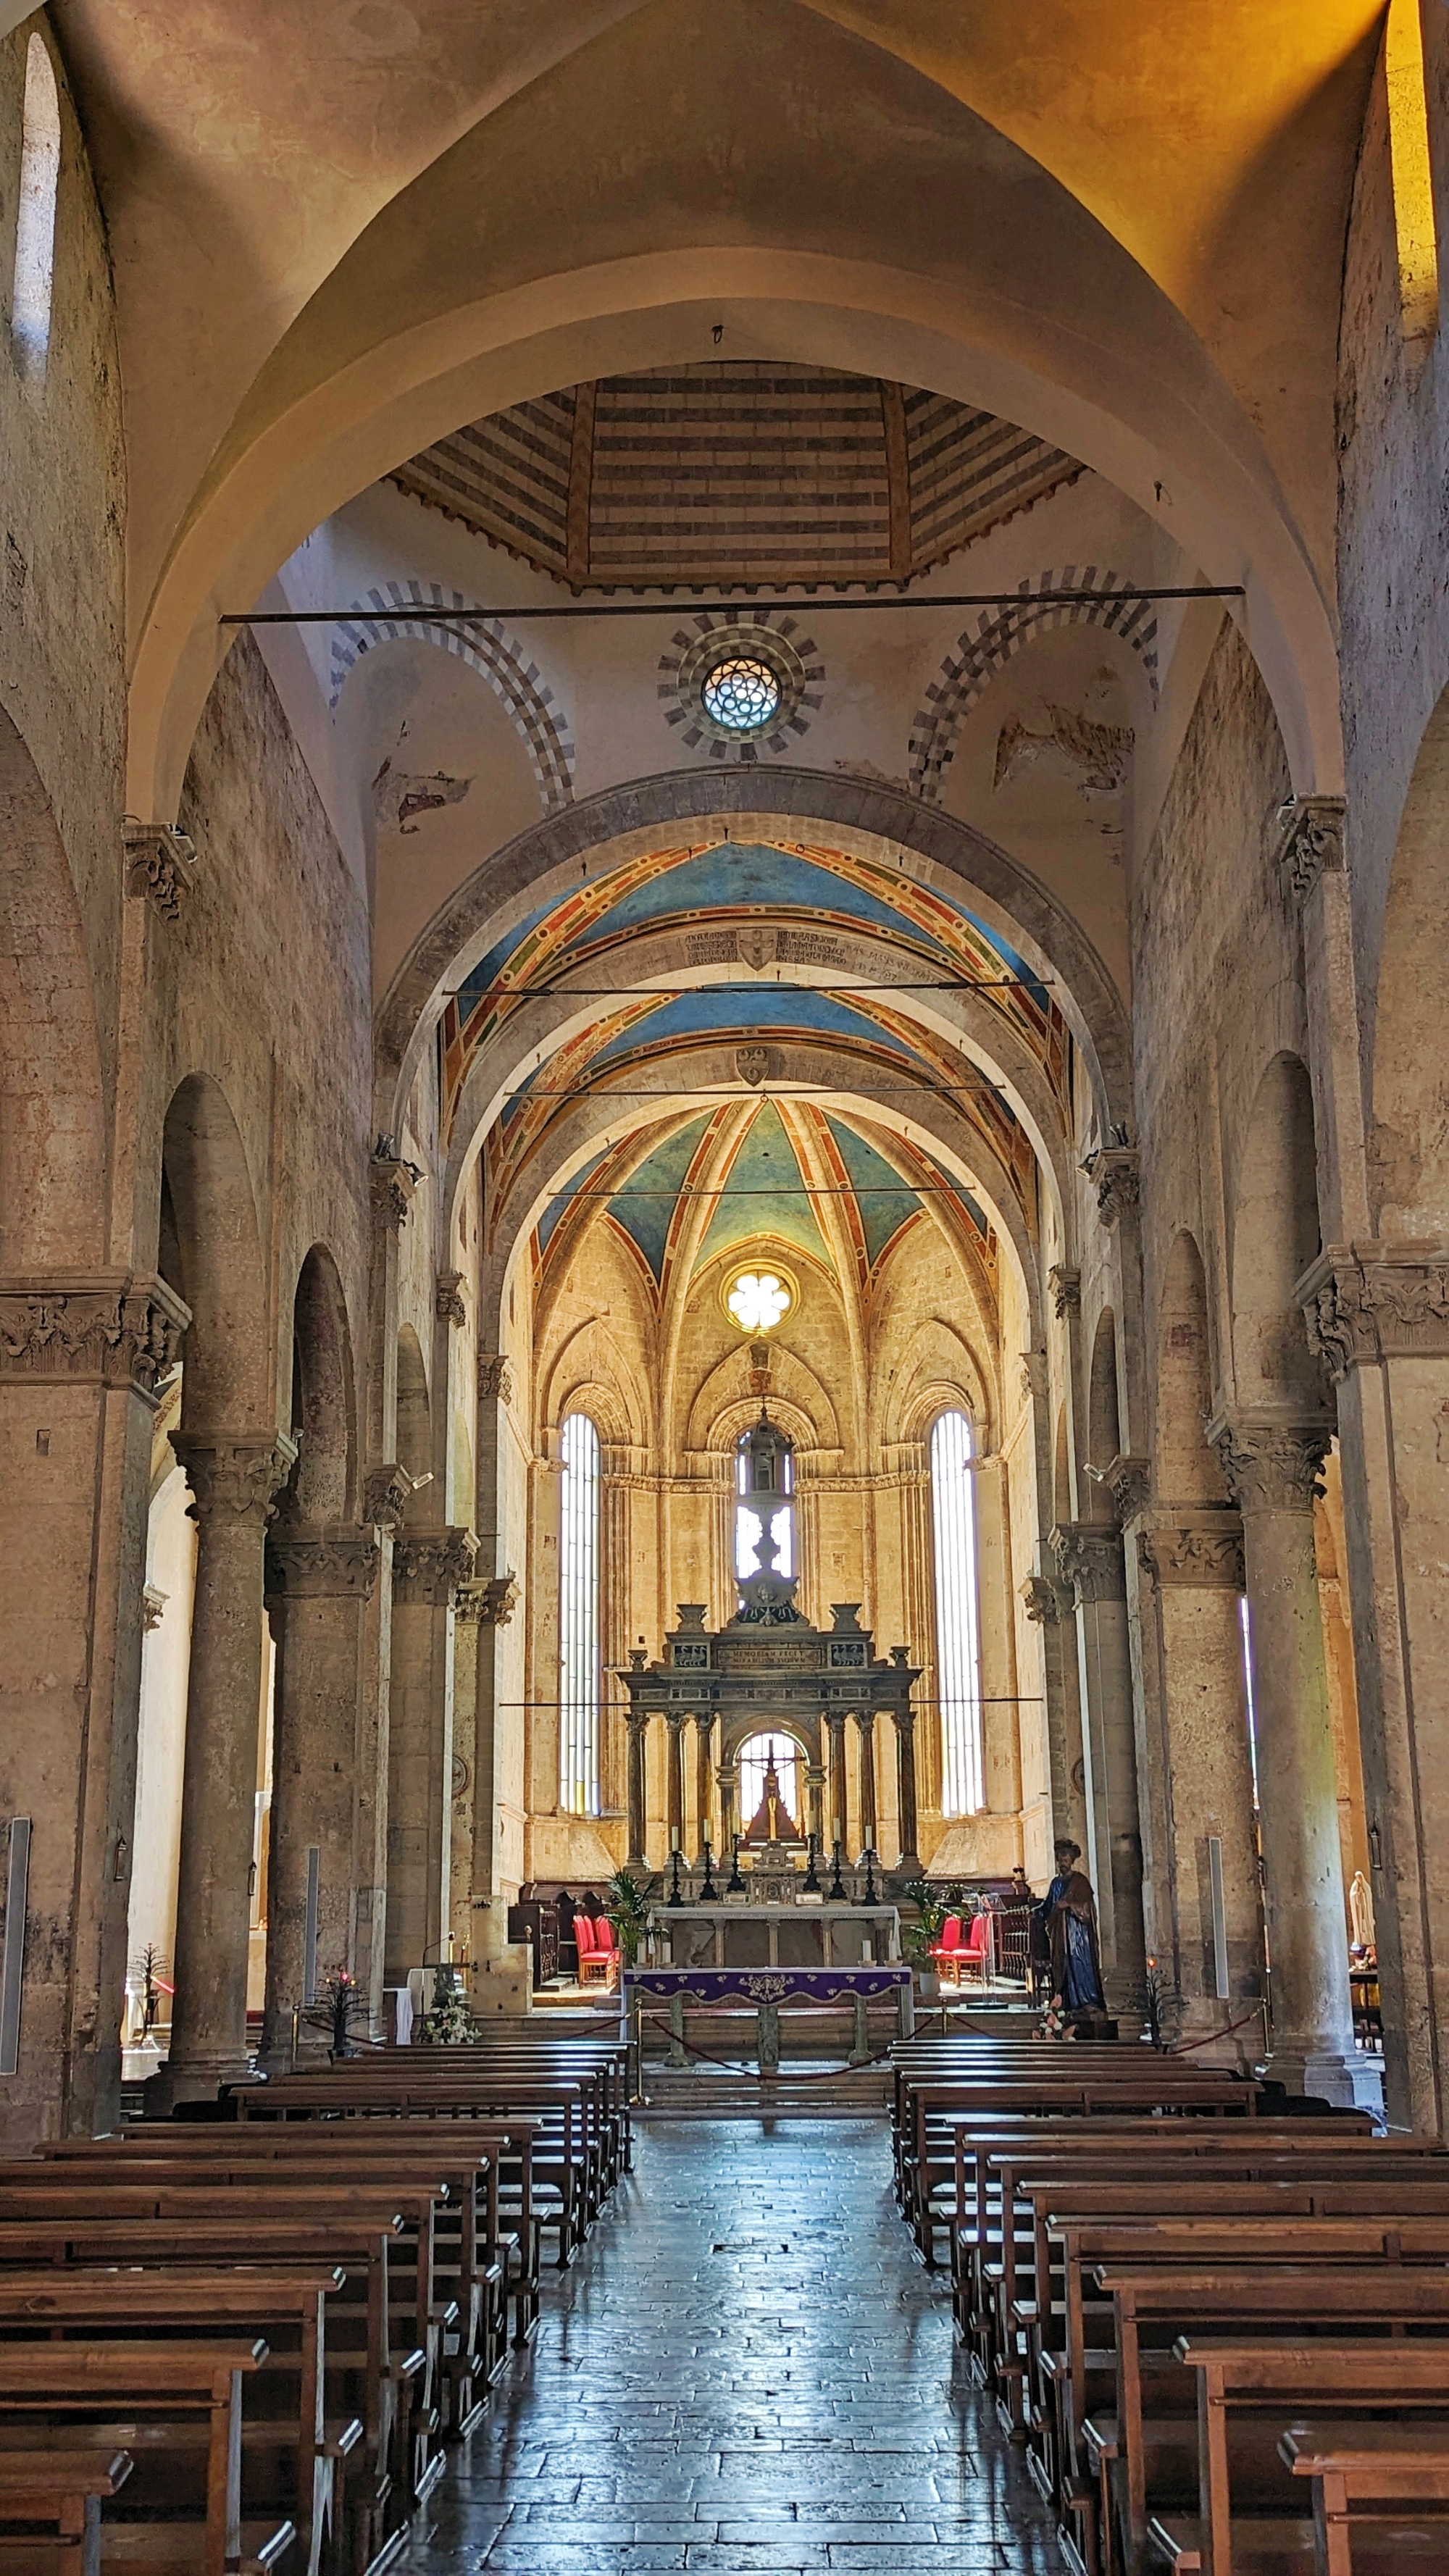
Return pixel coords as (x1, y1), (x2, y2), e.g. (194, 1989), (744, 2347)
(12, 35), (59, 382)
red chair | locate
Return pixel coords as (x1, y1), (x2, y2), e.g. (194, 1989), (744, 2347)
(961, 1910), (993, 1985)
(576, 1915), (619, 1991)
(931, 1915), (966, 1988)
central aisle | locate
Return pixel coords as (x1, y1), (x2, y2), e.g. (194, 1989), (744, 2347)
(409, 2119), (1059, 2573)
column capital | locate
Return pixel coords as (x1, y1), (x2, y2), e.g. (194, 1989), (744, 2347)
(1206, 1413), (1331, 1513)
(369, 1141), (418, 1232)
(1082, 1146), (1140, 1229)
(1137, 1510), (1245, 1591)
(456, 1571), (519, 1626)
(1105, 1451), (1151, 1527)
(264, 1524), (380, 1602)
(1020, 1571), (1072, 1623)
(0, 1270), (190, 1402)
(392, 1525), (478, 1603)
(363, 1461), (412, 1527)
(1296, 1238), (1449, 1377)
(123, 820), (199, 920)
(435, 1268), (467, 1327)
(477, 1351), (513, 1404)
(1051, 1519), (1128, 1604)
(1277, 795), (1345, 904)
(172, 1431), (298, 1524)
(1048, 1262), (1082, 1318)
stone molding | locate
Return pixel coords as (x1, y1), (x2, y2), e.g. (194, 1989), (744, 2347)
(369, 1145), (417, 1233)
(1277, 795), (1345, 905)
(1048, 1263), (1082, 1318)
(265, 1525), (380, 1602)
(1082, 1145), (1140, 1229)
(392, 1526), (478, 1603)
(1020, 1571), (1070, 1623)
(1137, 1512), (1245, 1591)
(171, 1431), (298, 1525)
(477, 1352), (513, 1405)
(1206, 1414), (1331, 1514)
(1296, 1239), (1449, 1377)
(456, 1571), (519, 1627)
(1105, 1451), (1151, 1526)
(1050, 1519), (1128, 1604)
(363, 1463), (412, 1528)
(123, 820), (199, 921)
(0, 1271), (190, 1399)
(435, 1268), (467, 1326)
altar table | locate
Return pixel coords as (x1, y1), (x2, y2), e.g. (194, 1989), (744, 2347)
(624, 1962), (914, 2071)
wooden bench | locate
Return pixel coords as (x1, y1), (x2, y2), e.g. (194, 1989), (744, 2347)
(0, 2446), (131, 2575)
(1281, 2423), (1449, 2573)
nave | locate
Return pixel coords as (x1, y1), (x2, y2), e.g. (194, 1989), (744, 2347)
(408, 2120), (1056, 2576)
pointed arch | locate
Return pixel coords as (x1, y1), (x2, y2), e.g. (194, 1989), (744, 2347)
(909, 569), (1161, 800)
(328, 582), (575, 812)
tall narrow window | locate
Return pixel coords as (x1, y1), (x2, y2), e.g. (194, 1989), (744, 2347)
(12, 36), (59, 380)
(559, 1411), (602, 1816)
(931, 1409), (984, 1816)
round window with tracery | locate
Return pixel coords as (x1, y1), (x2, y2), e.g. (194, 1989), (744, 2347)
(725, 1267), (794, 1334)
(701, 655), (782, 735)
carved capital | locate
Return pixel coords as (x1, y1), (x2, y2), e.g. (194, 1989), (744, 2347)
(265, 1525), (380, 1602)
(1048, 1263), (1082, 1320)
(141, 1583), (167, 1632)
(1277, 795), (1345, 904)
(123, 821), (199, 921)
(172, 1431), (298, 1526)
(1020, 1571), (1069, 1624)
(392, 1525), (478, 1604)
(1138, 1512), (1245, 1592)
(435, 1269), (467, 1328)
(0, 1271), (190, 1401)
(363, 1463), (412, 1528)
(1050, 1519), (1128, 1605)
(1083, 1147), (1140, 1229)
(1296, 1239), (1449, 1378)
(477, 1352), (513, 1405)
(457, 1571), (519, 1627)
(369, 1150), (417, 1233)
(1105, 1451), (1151, 1527)
(1019, 1347), (1048, 1405)
(1207, 1414), (1331, 1514)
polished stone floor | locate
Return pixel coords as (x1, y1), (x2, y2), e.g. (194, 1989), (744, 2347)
(407, 2117), (1059, 2573)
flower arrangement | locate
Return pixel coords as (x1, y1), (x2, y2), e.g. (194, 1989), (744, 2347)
(1035, 1991), (1074, 2042)
(422, 1962), (474, 2046)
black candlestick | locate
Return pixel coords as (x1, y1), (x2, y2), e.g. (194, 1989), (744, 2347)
(699, 1838), (719, 1902)
(667, 1846), (685, 1907)
(725, 1832), (746, 1895)
(827, 1839), (848, 1902)
(802, 1832), (821, 1894)
(861, 1845), (878, 1907)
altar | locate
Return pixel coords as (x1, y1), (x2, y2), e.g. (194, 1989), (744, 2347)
(653, 1902), (901, 1971)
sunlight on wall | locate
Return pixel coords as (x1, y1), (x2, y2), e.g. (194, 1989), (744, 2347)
(1387, 0), (1440, 355)
(12, 35), (59, 380)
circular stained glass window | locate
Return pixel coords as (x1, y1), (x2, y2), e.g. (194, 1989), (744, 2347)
(725, 1267), (794, 1334)
(701, 655), (782, 735)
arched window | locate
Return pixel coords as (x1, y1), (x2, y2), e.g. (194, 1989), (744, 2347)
(735, 1423), (793, 1579)
(737, 1732), (803, 1834)
(12, 36), (59, 379)
(559, 1411), (602, 1817)
(930, 1409), (984, 1816)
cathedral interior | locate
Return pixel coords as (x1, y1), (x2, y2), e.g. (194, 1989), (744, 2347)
(7, 2), (1449, 2564)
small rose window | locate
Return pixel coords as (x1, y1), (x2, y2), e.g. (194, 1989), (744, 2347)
(701, 655), (781, 734)
(725, 1268), (793, 1334)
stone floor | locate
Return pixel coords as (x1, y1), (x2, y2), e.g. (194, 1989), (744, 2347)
(406, 2117), (1061, 2573)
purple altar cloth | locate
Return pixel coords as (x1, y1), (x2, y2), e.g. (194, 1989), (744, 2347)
(624, 1965), (910, 2007)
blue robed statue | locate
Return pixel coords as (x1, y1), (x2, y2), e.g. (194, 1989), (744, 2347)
(1032, 1837), (1106, 2013)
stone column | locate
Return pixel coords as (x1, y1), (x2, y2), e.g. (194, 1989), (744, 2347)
(664, 1712), (685, 1853)
(162, 1431), (296, 2103)
(856, 1712), (878, 1854)
(1137, 1513), (1264, 2057)
(716, 1757), (738, 1862)
(384, 1527), (475, 1980)
(352, 1465), (408, 2031)
(892, 1710), (921, 1873)
(1210, 1413), (1368, 2104)
(1021, 1573), (1089, 1855)
(1051, 1518), (1147, 2013)
(694, 1715), (714, 1863)
(827, 1712), (848, 1857)
(0, 1272), (188, 2144)
(626, 1713), (648, 1866)
(260, 1526), (379, 2065)
(461, 1573), (530, 2017)
(805, 1762), (826, 1853)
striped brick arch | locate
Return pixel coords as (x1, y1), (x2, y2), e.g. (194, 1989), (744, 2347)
(327, 580), (575, 813)
(908, 570), (1160, 803)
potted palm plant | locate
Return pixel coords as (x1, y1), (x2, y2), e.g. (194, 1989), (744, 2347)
(605, 1869), (651, 1967)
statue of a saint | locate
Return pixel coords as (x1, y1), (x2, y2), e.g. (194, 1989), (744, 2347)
(1039, 1836), (1106, 2012)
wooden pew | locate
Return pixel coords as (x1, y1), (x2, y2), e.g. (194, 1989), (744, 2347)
(1281, 2424), (1449, 2572)
(0, 2338), (291, 2576)
(0, 2447), (131, 2574)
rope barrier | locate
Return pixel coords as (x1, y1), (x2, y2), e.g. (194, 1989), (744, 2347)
(639, 2014), (897, 2080)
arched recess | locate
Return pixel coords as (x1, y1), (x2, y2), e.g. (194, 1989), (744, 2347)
(1231, 1052), (1324, 1410)
(1369, 679), (1449, 1234)
(160, 1076), (268, 1432)
(0, 703), (106, 1269)
(1087, 1307), (1122, 1494)
(1156, 1231), (1230, 1507)
(909, 568), (1160, 800)
(330, 582), (575, 811)
(380, 768), (1135, 1150)
(395, 1324), (433, 1500)
(283, 1246), (356, 1523)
